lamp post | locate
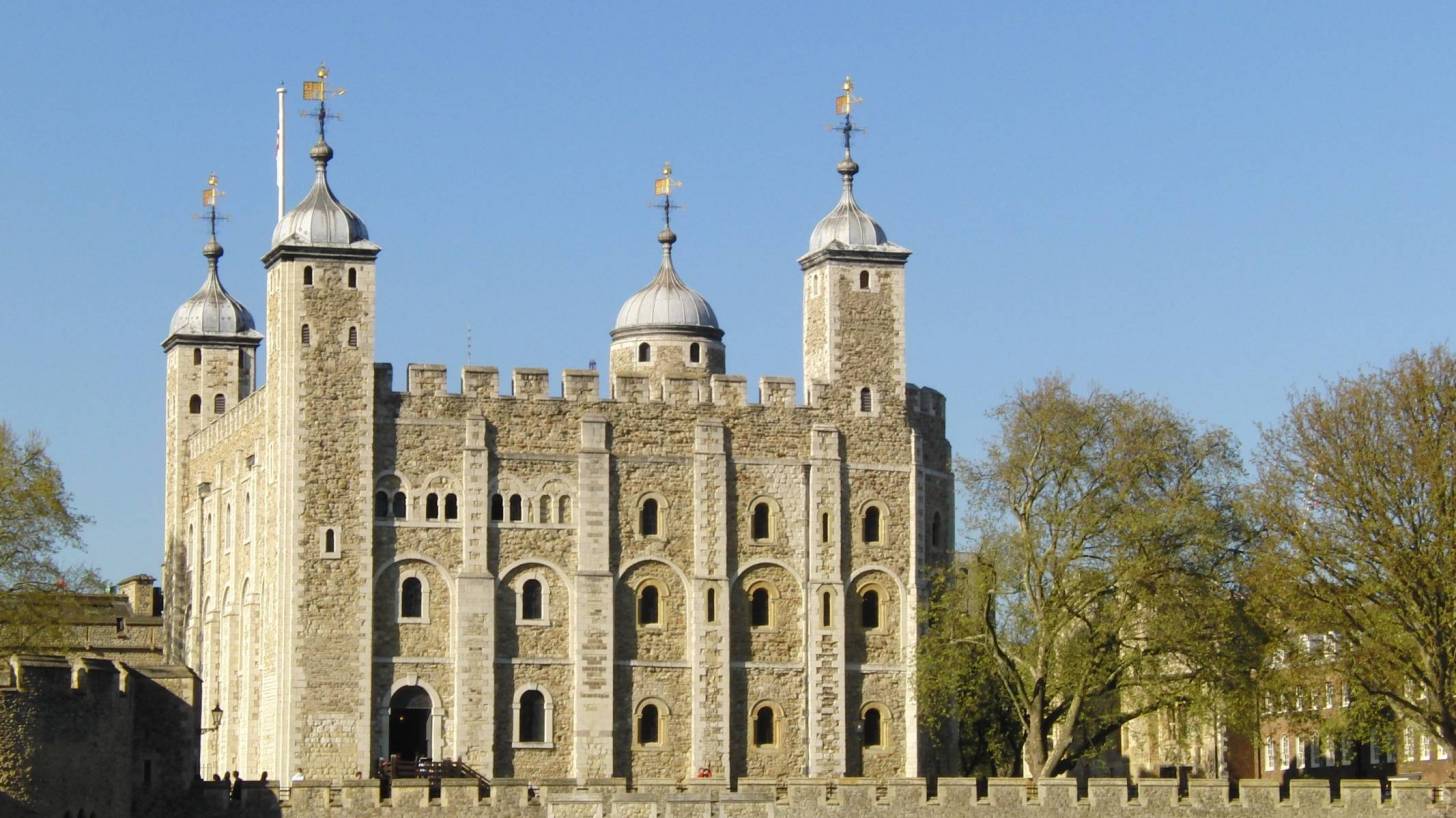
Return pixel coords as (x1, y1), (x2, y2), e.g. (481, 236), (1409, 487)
(201, 703), (223, 734)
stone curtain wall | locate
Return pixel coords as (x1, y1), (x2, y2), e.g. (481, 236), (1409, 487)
(163, 777), (1456, 818)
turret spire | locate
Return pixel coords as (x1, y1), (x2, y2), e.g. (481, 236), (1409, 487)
(805, 76), (892, 253)
(165, 172), (259, 345)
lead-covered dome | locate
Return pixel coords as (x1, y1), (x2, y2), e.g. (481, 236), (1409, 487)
(167, 238), (260, 341)
(807, 156), (890, 253)
(271, 139), (370, 247)
(612, 228), (723, 339)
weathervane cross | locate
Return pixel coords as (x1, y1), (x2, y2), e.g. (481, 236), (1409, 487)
(300, 62), (347, 140)
(653, 161), (683, 229)
(832, 75), (865, 156)
(197, 173), (229, 237)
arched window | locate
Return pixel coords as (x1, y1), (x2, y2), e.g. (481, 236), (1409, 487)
(558, 495), (571, 524)
(689, 343), (701, 364)
(862, 506), (881, 543)
(751, 502), (771, 541)
(750, 587), (770, 627)
(822, 591), (832, 627)
(859, 270), (870, 289)
(863, 707), (883, 747)
(444, 494), (458, 521)
(706, 588), (716, 622)
(539, 495), (552, 523)
(392, 492), (407, 519)
(640, 498), (659, 537)
(491, 494), (504, 521)
(347, 267), (357, 288)
(400, 577), (423, 618)
(638, 704), (661, 744)
(519, 690), (545, 743)
(638, 342), (651, 363)
(324, 529), (336, 553)
(301, 324), (311, 345)
(425, 493), (440, 520)
(214, 394), (226, 414)
(375, 491), (389, 518)
(509, 494), (522, 522)
(861, 589), (880, 629)
(193, 348), (202, 366)
(348, 326), (358, 347)
(931, 512), (942, 551)
(638, 584), (660, 626)
(522, 579), (543, 621)
(188, 395), (202, 414)
(303, 265), (313, 286)
(753, 706), (776, 746)
(859, 387), (872, 413)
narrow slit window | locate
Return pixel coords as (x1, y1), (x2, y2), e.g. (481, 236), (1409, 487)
(301, 324), (311, 346)
(400, 577), (422, 618)
(931, 512), (942, 551)
(347, 267), (357, 288)
(821, 512), (829, 543)
(706, 588), (716, 622)
(348, 326), (358, 347)
(638, 584), (660, 625)
(822, 591), (832, 627)
(392, 492), (407, 519)
(509, 494), (522, 522)
(640, 498), (659, 537)
(522, 579), (543, 621)
(193, 348), (202, 366)
(750, 587), (770, 627)
(862, 506), (881, 543)
(303, 265), (313, 286)
(859, 387), (872, 413)
(324, 529), (336, 553)
(491, 494), (504, 521)
(444, 494), (458, 520)
(861, 589), (880, 629)
(425, 493), (439, 520)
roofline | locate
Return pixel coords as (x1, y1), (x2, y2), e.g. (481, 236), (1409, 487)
(609, 324), (726, 342)
(797, 244), (912, 269)
(161, 331), (263, 352)
(261, 241), (381, 266)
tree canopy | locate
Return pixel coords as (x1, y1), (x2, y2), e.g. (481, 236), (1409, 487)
(923, 377), (1257, 778)
(1250, 345), (1456, 753)
(0, 421), (99, 650)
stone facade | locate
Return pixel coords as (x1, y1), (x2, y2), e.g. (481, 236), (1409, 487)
(161, 124), (954, 785)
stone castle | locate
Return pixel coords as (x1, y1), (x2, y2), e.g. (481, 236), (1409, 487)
(159, 80), (955, 784)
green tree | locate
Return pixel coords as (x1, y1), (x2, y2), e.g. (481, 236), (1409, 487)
(941, 377), (1255, 778)
(0, 421), (99, 651)
(1250, 345), (1456, 755)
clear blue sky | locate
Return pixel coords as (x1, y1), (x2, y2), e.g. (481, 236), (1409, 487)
(3, 3), (1454, 582)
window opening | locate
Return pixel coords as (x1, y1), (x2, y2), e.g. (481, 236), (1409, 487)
(863, 506), (881, 543)
(638, 342), (651, 362)
(522, 579), (543, 621)
(859, 270), (870, 289)
(861, 589), (880, 629)
(324, 529), (336, 553)
(689, 343), (701, 363)
(639, 704), (660, 744)
(444, 494), (458, 520)
(558, 495), (571, 524)
(193, 348), (202, 366)
(821, 512), (829, 543)
(706, 588), (716, 622)
(640, 498), (659, 537)
(751, 502), (770, 540)
(509, 494), (522, 522)
(303, 266), (313, 286)
(301, 324), (311, 345)
(519, 690), (545, 743)
(375, 492), (389, 518)
(214, 394), (226, 414)
(348, 326), (358, 347)
(425, 493), (439, 520)
(392, 492), (407, 519)
(931, 512), (942, 551)
(348, 267), (357, 288)
(400, 577), (423, 618)
(863, 708), (883, 747)
(750, 587), (770, 627)
(491, 494), (504, 521)
(539, 495), (552, 523)
(822, 591), (832, 627)
(753, 706), (775, 746)
(859, 387), (872, 413)
(189, 395), (202, 414)
(638, 584), (660, 625)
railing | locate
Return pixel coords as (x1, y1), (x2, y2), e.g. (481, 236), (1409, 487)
(377, 756), (490, 799)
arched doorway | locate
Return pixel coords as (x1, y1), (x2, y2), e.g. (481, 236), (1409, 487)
(389, 685), (432, 761)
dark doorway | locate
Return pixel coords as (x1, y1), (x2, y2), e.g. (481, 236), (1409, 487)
(389, 686), (432, 761)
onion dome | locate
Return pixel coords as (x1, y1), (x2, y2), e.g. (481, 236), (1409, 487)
(165, 237), (261, 345)
(271, 138), (370, 247)
(612, 227), (723, 340)
(807, 153), (890, 253)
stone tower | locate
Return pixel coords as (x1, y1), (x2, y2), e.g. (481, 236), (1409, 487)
(262, 127), (381, 777)
(161, 213), (260, 663)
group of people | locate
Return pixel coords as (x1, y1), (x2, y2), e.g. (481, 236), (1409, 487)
(208, 768), (313, 798)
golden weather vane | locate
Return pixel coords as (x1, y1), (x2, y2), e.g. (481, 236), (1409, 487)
(653, 162), (683, 228)
(830, 75), (866, 156)
(301, 62), (347, 139)
(198, 172), (228, 238)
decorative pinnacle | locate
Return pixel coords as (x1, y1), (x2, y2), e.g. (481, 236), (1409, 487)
(301, 61), (346, 145)
(831, 75), (865, 184)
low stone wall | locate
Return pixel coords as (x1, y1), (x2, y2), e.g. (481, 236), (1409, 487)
(171, 776), (1452, 818)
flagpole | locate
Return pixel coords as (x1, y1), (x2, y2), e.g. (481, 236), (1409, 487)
(276, 83), (287, 221)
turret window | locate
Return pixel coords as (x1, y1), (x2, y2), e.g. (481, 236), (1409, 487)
(301, 324), (311, 345)
(509, 494), (523, 522)
(214, 394), (226, 414)
(491, 493), (504, 521)
(521, 579), (544, 621)
(639, 498), (660, 537)
(638, 703), (661, 745)
(637, 583), (660, 626)
(751, 502), (771, 541)
(638, 342), (651, 363)
(861, 588), (881, 629)
(863, 707), (883, 747)
(689, 343), (701, 364)
(348, 326), (358, 347)
(193, 348), (202, 366)
(303, 266), (313, 286)
(539, 495), (552, 523)
(859, 387), (873, 413)
(348, 267), (357, 288)
(862, 505), (882, 543)
(425, 493), (440, 520)
(444, 494), (458, 521)
(753, 705), (777, 747)
(400, 577), (423, 619)
(392, 492), (407, 519)
(375, 491), (389, 518)
(189, 395), (202, 415)
(822, 591), (832, 627)
(558, 496), (571, 524)
(706, 588), (716, 622)
(750, 586), (771, 628)
(323, 528), (336, 554)
(859, 270), (871, 289)
(517, 689), (547, 744)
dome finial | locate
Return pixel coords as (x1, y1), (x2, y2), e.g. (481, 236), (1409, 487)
(301, 62), (345, 175)
(832, 75), (864, 187)
(652, 161), (682, 258)
(198, 173), (226, 270)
